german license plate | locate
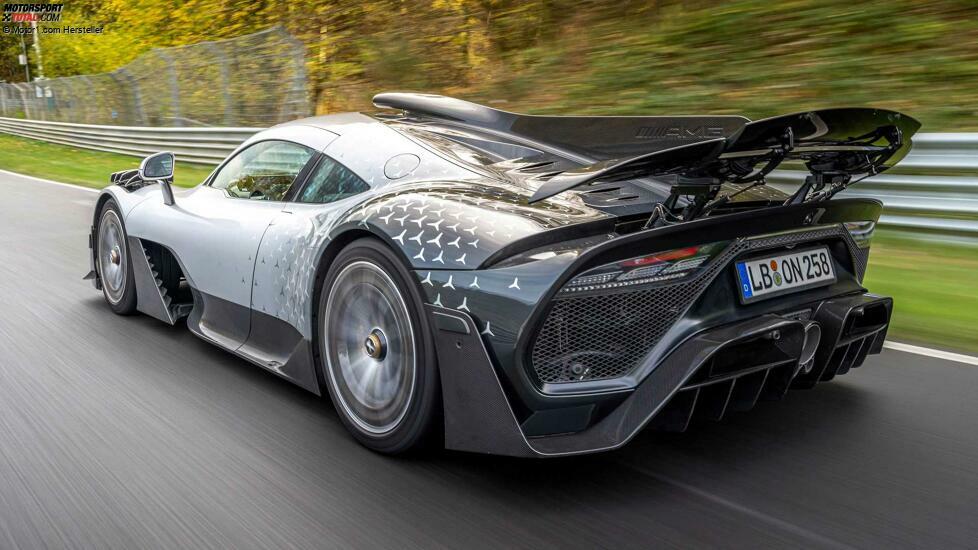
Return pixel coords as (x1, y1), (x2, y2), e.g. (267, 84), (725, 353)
(735, 246), (836, 303)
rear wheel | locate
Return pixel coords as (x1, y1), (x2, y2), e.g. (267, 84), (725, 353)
(317, 238), (440, 454)
(96, 200), (137, 314)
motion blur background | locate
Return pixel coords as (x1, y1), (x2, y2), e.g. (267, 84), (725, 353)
(0, 0), (975, 352)
(2, 0), (978, 126)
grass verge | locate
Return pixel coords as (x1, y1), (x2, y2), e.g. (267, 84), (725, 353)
(0, 132), (973, 355)
(0, 133), (214, 189)
(864, 231), (977, 355)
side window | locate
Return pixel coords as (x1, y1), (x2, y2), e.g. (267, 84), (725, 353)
(296, 155), (370, 204)
(210, 140), (314, 201)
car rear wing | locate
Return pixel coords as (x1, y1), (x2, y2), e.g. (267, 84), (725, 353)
(527, 108), (921, 203)
(373, 92), (749, 161)
(371, 94), (920, 206)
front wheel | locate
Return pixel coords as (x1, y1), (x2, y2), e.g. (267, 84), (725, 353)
(96, 200), (137, 314)
(317, 238), (440, 454)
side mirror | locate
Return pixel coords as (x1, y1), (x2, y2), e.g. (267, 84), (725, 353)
(139, 152), (176, 206)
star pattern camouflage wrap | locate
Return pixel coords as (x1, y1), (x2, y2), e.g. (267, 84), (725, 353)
(86, 93), (905, 456)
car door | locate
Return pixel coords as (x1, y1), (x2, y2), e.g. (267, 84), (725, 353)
(127, 139), (318, 349)
(250, 153), (374, 339)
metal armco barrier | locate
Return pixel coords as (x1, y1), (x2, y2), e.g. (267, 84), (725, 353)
(0, 117), (259, 164)
(767, 172), (978, 236)
(1, 116), (975, 237)
(768, 132), (978, 236)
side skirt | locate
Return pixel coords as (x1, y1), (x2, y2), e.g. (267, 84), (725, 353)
(124, 237), (322, 395)
(186, 289), (321, 396)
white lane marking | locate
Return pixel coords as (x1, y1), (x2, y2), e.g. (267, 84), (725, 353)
(0, 168), (100, 193)
(884, 341), (978, 366)
(621, 462), (856, 550)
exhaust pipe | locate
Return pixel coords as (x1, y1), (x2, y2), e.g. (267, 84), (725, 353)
(799, 322), (822, 372)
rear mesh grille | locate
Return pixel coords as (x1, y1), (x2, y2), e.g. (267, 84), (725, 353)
(531, 283), (700, 383)
(529, 226), (857, 385)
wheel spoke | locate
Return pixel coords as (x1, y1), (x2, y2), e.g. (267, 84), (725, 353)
(323, 259), (416, 435)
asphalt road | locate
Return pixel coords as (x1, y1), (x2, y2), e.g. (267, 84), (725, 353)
(1, 171), (976, 549)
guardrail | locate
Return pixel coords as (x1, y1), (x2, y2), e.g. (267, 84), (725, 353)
(769, 134), (978, 236)
(0, 117), (258, 164)
(767, 171), (978, 236)
(1, 116), (975, 237)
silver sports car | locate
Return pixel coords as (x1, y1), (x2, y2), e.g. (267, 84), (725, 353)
(87, 93), (918, 456)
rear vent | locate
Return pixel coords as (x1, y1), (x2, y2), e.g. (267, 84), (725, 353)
(142, 241), (194, 320)
(528, 225), (861, 387)
(793, 297), (891, 388)
(530, 242), (739, 384)
(531, 283), (696, 383)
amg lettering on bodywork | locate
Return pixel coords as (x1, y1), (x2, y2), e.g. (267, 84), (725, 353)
(634, 126), (725, 140)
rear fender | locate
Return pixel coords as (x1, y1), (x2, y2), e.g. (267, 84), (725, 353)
(418, 197), (882, 415)
(333, 180), (612, 271)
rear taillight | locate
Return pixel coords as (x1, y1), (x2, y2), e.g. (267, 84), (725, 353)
(562, 241), (728, 294)
(619, 246), (700, 267)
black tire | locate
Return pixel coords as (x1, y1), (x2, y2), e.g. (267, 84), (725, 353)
(95, 200), (137, 314)
(316, 237), (440, 454)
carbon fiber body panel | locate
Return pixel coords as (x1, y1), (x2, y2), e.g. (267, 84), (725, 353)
(433, 289), (891, 457)
(433, 306), (811, 457)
